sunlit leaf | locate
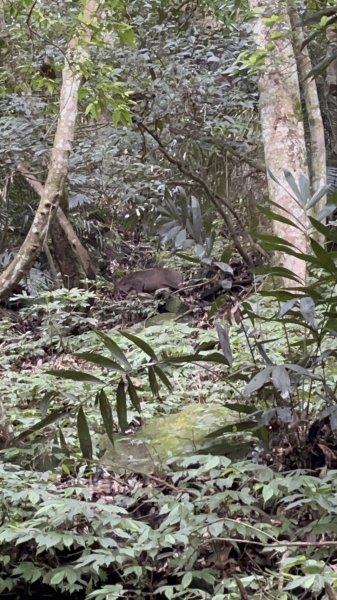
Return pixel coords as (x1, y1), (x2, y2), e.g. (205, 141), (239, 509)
(271, 365), (291, 394)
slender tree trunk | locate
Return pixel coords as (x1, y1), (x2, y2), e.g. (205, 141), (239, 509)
(288, 0), (326, 208)
(248, 0), (310, 285)
(0, 0), (100, 300)
(17, 163), (96, 288)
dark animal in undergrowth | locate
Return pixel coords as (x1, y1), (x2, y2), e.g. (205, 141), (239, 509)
(115, 268), (183, 297)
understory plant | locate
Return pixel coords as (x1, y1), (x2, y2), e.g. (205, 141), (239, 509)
(3, 177), (337, 598)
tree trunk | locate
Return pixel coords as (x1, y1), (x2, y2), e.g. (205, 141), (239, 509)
(248, 0), (311, 285)
(288, 0), (326, 209)
(0, 0), (100, 300)
(17, 163), (96, 288)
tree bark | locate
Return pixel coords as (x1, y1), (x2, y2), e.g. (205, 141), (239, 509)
(0, 0), (100, 300)
(288, 0), (326, 209)
(17, 163), (96, 288)
(248, 0), (311, 285)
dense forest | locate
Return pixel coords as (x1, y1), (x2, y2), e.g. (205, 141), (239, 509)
(1, 0), (337, 598)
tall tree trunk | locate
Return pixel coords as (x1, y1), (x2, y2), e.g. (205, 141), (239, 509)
(248, 0), (310, 285)
(288, 0), (326, 209)
(0, 0), (100, 300)
(325, 25), (337, 201)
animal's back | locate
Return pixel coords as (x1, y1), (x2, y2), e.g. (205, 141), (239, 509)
(115, 267), (183, 296)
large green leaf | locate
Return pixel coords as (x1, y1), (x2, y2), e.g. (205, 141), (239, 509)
(77, 406), (93, 460)
(13, 409), (68, 443)
(119, 331), (157, 359)
(206, 420), (258, 438)
(75, 353), (126, 373)
(116, 378), (128, 432)
(215, 321), (233, 366)
(244, 367), (272, 396)
(309, 216), (337, 243)
(47, 370), (104, 384)
(96, 332), (131, 370)
(126, 376), (141, 412)
(254, 266), (303, 283)
(271, 365), (291, 395)
(258, 205), (302, 230)
(148, 366), (160, 396)
(166, 352), (230, 365)
(152, 365), (173, 391)
(98, 390), (114, 447)
(299, 297), (316, 327)
(310, 238), (336, 272)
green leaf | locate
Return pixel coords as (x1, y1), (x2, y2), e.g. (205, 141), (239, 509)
(258, 205), (302, 230)
(116, 378), (128, 432)
(309, 216), (337, 243)
(222, 403), (261, 415)
(126, 377), (141, 411)
(77, 406), (93, 460)
(119, 331), (157, 359)
(206, 420), (258, 438)
(254, 265), (303, 283)
(299, 297), (316, 327)
(148, 366), (160, 396)
(98, 390), (114, 447)
(50, 571), (65, 585)
(284, 170), (306, 206)
(166, 352), (230, 365)
(215, 321), (233, 366)
(152, 365), (173, 391)
(306, 184), (330, 209)
(278, 298), (297, 317)
(256, 233), (295, 248)
(271, 365), (291, 394)
(285, 574), (316, 591)
(244, 367), (272, 396)
(75, 352), (126, 373)
(13, 409), (68, 443)
(96, 332), (131, 370)
(47, 370), (104, 384)
(181, 572), (193, 588)
(310, 238), (336, 271)
(58, 426), (70, 457)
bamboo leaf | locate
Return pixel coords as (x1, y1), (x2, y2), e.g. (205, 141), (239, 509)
(98, 390), (114, 447)
(152, 366), (173, 391)
(244, 367), (272, 396)
(272, 365), (291, 394)
(75, 353), (126, 373)
(215, 321), (233, 366)
(13, 409), (68, 443)
(119, 331), (157, 359)
(126, 376), (141, 411)
(77, 406), (93, 460)
(116, 378), (128, 432)
(258, 206), (302, 230)
(96, 332), (131, 370)
(47, 370), (104, 384)
(148, 366), (160, 396)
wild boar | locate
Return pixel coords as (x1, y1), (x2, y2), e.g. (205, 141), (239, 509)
(115, 268), (183, 297)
